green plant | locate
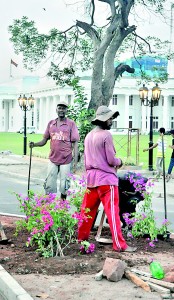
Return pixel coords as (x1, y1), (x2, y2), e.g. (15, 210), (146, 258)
(67, 77), (95, 153)
(14, 176), (90, 257)
(79, 241), (95, 254)
(123, 172), (170, 247)
(122, 156), (136, 166)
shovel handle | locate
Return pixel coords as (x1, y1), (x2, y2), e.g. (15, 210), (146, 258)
(0, 222), (8, 241)
(95, 210), (105, 240)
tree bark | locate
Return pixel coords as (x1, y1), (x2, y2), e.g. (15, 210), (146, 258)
(80, 0), (136, 110)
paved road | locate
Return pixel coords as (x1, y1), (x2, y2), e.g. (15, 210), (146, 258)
(0, 173), (44, 215)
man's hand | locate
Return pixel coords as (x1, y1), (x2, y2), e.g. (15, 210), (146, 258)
(143, 149), (148, 152)
(29, 141), (35, 148)
(115, 159), (123, 170)
(119, 159), (123, 168)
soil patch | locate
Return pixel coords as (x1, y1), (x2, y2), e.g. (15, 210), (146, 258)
(0, 215), (174, 277)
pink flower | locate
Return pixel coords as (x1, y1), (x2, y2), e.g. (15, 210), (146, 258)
(149, 241), (155, 247)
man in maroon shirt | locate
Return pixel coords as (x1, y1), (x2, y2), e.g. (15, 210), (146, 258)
(29, 101), (79, 199)
(78, 106), (136, 252)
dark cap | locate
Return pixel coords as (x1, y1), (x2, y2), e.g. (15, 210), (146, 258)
(170, 129), (174, 135)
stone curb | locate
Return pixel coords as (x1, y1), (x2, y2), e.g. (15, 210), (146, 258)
(0, 265), (33, 300)
(0, 212), (25, 218)
(0, 170), (44, 183)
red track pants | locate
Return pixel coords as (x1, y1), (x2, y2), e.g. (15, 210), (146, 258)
(78, 185), (128, 251)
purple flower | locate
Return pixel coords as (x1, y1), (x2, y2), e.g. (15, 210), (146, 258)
(127, 232), (133, 238)
(149, 241), (155, 247)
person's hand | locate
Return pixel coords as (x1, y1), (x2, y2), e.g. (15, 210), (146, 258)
(143, 149), (147, 152)
(115, 159), (123, 170)
(119, 159), (123, 168)
(29, 141), (35, 148)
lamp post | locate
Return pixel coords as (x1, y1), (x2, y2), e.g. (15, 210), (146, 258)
(18, 94), (35, 155)
(139, 83), (161, 171)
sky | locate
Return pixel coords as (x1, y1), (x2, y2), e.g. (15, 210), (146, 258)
(0, 0), (173, 84)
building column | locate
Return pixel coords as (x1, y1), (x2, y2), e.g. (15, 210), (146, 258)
(124, 95), (129, 128)
(53, 95), (60, 109)
(146, 105), (150, 134)
(33, 97), (38, 130)
(141, 104), (147, 133)
(45, 97), (50, 125)
(163, 96), (170, 130)
(38, 97), (45, 133)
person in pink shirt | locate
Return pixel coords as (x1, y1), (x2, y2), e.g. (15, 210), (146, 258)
(78, 106), (136, 252)
(29, 101), (79, 199)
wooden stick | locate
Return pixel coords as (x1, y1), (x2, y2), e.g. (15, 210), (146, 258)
(95, 210), (105, 240)
(125, 270), (151, 292)
(147, 282), (171, 294)
(0, 221), (8, 241)
(131, 268), (151, 277)
(140, 275), (174, 292)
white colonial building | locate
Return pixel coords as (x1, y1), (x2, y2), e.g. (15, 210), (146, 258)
(0, 75), (174, 134)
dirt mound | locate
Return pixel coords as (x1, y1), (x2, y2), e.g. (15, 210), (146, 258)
(1, 215), (174, 277)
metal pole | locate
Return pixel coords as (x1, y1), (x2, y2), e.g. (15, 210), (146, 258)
(23, 106), (27, 155)
(148, 101), (153, 171)
(28, 146), (32, 194)
(161, 134), (167, 219)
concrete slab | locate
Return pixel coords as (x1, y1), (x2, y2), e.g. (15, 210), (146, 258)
(0, 265), (33, 300)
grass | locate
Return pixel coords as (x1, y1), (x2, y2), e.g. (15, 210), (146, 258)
(0, 132), (172, 171)
(0, 132), (50, 158)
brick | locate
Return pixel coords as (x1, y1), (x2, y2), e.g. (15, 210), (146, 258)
(103, 258), (126, 282)
(164, 272), (174, 283)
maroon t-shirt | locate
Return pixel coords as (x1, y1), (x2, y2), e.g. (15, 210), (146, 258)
(44, 118), (80, 165)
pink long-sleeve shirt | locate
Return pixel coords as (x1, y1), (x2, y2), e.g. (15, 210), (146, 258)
(84, 128), (121, 187)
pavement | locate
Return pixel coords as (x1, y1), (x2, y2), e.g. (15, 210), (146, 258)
(0, 152), (174, 300)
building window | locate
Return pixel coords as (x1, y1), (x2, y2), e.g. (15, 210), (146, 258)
(112, 120), (117, 129)
(2, 117), (4, 127)
(129, 116), (132, 128)
(172, 96), (174, 107)
(171, 117), (174, 129)
(112, 94), (117, 105)
(161, 96), (164, 106)
(129, 95), (133, 106)
(11, 100), (14, 108)
(153, 116), (158, 129)
(2, 101), (4, 109)
(67, 95), (71, 105)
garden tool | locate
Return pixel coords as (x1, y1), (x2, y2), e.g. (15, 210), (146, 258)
(95, 209), (112, 244)
(27, 145), (33, 194)
(0, 221), (8, 244)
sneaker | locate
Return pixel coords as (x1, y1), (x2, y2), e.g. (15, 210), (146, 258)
(123, 246), (137, 252)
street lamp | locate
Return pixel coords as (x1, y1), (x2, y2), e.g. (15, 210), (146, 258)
(18, 94), (35, 155)
(139, 83), (161, 171)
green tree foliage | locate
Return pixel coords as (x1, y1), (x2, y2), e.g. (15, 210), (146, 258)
(67, 77), (95, 153)
(8, 1), (173, 110)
